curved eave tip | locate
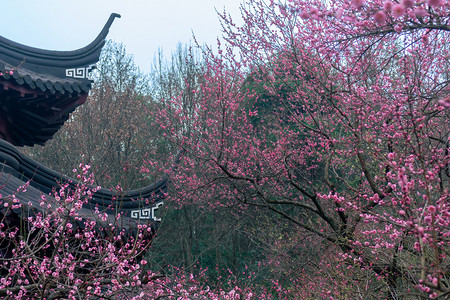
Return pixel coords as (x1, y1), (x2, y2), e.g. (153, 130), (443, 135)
(101, 13), (121, 35)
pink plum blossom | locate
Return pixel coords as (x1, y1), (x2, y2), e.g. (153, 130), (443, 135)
(427, 205), (436, 214)
(392, 4), (406, 17)
(352, 0), (365, 10)
(300, 11), (310, 19)
(384, 0), (393, 11)
(414, 6), (429, 18)
(428, 0), (442, 7)
(373, 11), (387, 24)
(402, 0), (415, 8)
(438, 97), (450, 107)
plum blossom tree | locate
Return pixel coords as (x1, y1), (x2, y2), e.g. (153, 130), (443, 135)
(157, 0), (450, 298)
(0, 166), (155, 299)
(147, 46), (266, 283)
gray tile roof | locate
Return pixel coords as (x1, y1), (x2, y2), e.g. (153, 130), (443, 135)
(0, 139), (165, 231)
(0, 13), (120, 147)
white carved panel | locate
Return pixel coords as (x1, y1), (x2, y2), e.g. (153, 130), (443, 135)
(130, 202), (163, 221)
(66, 64), (96, 79)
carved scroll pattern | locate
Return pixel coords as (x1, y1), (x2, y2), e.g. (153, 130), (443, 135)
(65, 64), (96, 80)
(130, 202), (163, 221)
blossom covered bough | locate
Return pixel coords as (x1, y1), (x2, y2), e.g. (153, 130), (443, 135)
(0, 165), (153, 299)
(156, 0), (450, 298)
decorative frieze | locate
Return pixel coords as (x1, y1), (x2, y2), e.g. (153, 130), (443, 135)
(130, 202), (163, 221)
(65, 64), (96, 80)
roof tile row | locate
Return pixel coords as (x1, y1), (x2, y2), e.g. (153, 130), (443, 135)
(0, 60), (91, 96)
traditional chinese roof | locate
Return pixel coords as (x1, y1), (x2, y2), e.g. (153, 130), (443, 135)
(0, 139), (170, 230)
(0, 13), (121, 146)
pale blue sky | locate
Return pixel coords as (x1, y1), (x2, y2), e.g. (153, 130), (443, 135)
(2, 0), (243, 73)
